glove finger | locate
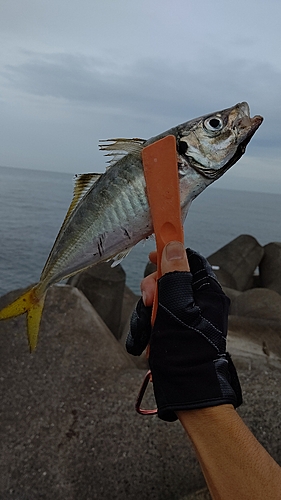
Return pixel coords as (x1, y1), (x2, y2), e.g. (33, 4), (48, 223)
(126, 298), (152, 356)
(157, 269), (229, 340)
(186, 249), (230, 330)
(186, 248), (224, 295)
(186, 248), (218, 281)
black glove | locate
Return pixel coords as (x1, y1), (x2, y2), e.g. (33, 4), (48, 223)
(126, 249), (242, 422)
(126, 298), (152, 356)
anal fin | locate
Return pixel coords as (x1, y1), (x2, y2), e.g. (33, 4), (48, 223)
(111, 247), (133, 267)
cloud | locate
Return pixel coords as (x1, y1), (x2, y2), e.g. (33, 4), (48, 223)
(2, 49), (280, 152)
(1, 42), (280, 190)
(2, 52), (278, 111)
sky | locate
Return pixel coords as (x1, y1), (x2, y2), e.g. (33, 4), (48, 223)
(0, 0), (280, 193)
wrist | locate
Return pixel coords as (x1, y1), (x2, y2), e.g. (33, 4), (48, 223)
(177, 404), (238, 451)
(177, 403), (236, 430)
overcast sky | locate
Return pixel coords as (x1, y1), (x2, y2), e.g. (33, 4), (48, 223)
(0, 0), (280, 192)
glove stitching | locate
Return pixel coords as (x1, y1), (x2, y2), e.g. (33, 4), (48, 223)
(192, 269), (212, 277)
(192, 269), (206, 276)
(194, 283), (210, 291)
(202, 314), (226, 339)
(159, 300), (225, 338)
(158, 303), (221, 353)
(192, 276), (210, 286)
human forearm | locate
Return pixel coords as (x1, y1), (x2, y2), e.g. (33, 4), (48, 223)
(177, 405), (281, 500)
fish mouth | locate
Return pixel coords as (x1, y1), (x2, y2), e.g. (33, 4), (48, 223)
(219, 112), (263, 177)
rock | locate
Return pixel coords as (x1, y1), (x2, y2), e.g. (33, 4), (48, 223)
(252, 273), (262, 288)
(259, 242), (281, 295)
(213, 268), (237, 289)
(207, 234), (264, 291)
(230, 287), (281, 323)
(222, 286), (242, 304)
(68, 261), (126, 340)
(227, 315), (281, 370)
(0, 285), (207, 499)
(1, 285), (281, 499)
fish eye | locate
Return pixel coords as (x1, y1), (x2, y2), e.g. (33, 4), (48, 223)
(178, 140), (188, 155)
(204, 116), (223, 132)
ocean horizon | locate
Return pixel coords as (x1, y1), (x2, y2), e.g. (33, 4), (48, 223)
(0, 165), (280, 296)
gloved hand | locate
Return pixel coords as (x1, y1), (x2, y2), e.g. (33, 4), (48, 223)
(126, 242), (242, 422)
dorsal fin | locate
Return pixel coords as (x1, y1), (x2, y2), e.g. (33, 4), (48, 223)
(56, 173), (101, 234)
(99, 138), (146, 168)
(72, 173), (101, 206)
(65, 173), (102, 221)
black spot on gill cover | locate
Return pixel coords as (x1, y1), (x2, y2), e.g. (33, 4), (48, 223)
(178, 140), (188, 155)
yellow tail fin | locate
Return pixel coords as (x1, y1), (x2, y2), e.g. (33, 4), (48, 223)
(0, 286), (46, 352)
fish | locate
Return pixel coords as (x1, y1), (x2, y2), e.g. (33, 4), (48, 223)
(0, 102), (263, 351)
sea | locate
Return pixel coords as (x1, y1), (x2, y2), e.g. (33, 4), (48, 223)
(0, 165), (280, 296)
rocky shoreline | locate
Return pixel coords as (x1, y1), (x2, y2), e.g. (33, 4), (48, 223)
(0, 234), (281, 500)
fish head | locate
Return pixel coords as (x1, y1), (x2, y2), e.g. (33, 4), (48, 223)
(176, 102), (263, 181)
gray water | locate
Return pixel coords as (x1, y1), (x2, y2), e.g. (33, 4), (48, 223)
(0, 165), (280, 296)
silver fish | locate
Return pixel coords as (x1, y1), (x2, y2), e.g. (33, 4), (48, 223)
(0, 102), (263, 350)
